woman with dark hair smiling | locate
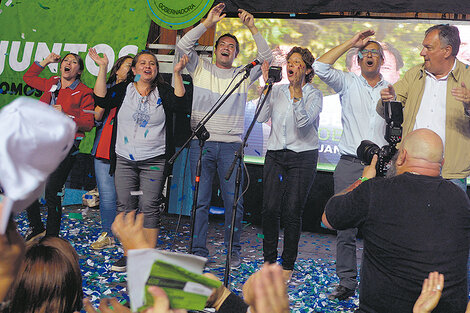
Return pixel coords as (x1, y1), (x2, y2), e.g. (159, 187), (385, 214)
(258, 46), (322, 282)
(22, 52), (94, 241)
(87, 49), (134, 250)
(95, 51), (189, 272)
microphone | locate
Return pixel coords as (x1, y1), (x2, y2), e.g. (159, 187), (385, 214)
(265, 66), (282, 85)
(240, 59), (260, 72)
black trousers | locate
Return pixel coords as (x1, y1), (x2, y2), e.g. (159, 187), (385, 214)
(26, 144), (78, 237)
(262, 149), (318, 270)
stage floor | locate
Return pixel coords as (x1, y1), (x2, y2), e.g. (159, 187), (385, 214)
(15, 205), (364, 313)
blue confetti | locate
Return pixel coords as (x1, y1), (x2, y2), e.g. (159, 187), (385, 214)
(88, 173), (93, 178)
(134, 74), (141, 82)
(129, 154), (135, 160)
(38, 2), (50, 9)
(144, 129), (149, 137)
(124, 136), (128, 144)
(40, 198), (46, 204)
(290, 13), (296, 17)
(257, 178), (262, 182)
(254, 149), (261, 156)
(111, 91), (116, 98)
(187, 114), (190, 118)
(150, 179), (156, 181)
(129, 8), (135, 11)
(0, 88), (3, 94)
(140, 120), (148, 127)
(279, 174), (283, 181)
(157, 97), (162, 104)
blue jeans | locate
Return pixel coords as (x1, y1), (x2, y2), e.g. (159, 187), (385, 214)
(189, 140), (244, 257)
(449, 178), (468, 193)
(94, 158), (117, 235)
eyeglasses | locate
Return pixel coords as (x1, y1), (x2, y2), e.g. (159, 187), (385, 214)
(358, 49), (381, 58)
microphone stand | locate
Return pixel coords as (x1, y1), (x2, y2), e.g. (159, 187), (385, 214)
(223, 82), (274, 287)
(168, 69), (254, 253)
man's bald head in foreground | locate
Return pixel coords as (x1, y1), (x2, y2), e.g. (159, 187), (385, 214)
(395, 128), (444, 176)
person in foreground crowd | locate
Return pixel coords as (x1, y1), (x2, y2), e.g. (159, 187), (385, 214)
(88, 49), (134, 250)
(313, 29), (390, 300)
(175, 2), (272, 267)
(257, 47), (322, 281)
(5, 236), (83, 313)
(104, 210), (290, 313)
(380, 24), (470, 191)
(94, 51), (189, 272)
(22, 52), (94, 240)
(322, 128), (470, 312)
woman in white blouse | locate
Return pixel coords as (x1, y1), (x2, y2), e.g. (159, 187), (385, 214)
(258, 47), (323, 281)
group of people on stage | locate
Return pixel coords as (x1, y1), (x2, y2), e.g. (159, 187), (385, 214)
(6, 1), (470, 312)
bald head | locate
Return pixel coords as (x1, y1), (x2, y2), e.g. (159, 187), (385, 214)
(395, 129), (444, 176)
(402, 129), (444, 163)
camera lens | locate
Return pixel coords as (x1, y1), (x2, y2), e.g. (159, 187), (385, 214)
(357, 140), (380, 165)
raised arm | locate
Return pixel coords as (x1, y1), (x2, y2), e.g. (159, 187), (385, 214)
(237, 9), (273, 83)
(317, 29), (375, 65)
(23, 52), (61, 91)
(89, 48), (109, 121)
(176, 3), (226, 73)
(173, 55), (188, 97)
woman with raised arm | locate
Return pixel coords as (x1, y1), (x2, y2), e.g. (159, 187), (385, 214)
(22, 52), (94, 240)
(258, 47), (322, 281)
(94, 51), (189, 272)
(88, 49), (134, 250)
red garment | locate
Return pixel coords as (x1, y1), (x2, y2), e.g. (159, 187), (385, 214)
(23, 62), (94, 138)
(95, 107), (116, 160)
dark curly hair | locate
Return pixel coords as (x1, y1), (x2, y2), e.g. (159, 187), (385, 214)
(286, 46), (315, 83)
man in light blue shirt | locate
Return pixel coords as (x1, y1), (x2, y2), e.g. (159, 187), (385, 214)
(313, 29), (390, 301)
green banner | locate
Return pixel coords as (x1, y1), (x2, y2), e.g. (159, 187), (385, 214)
(146, 0), (214, 30)
(0, 0), (151, 152)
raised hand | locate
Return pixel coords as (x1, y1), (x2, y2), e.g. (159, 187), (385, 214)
(203, 3), (226, 28)
(174, 54), (189, 74)
(413, 272), (444, 313)
(40, 52), (61, 67)
(88, 48), (109, 68)
(451, 82), (470, 106)
(381, 84), (396, 101)
(238, 9), (255, 28)
(111, 211), (152, 250)
(351, 29), (376, 48)
(251, 263), (290, 313)
(261, 60), (269, 83)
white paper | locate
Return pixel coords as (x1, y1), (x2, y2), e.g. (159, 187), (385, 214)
(127, 249), (207, 312)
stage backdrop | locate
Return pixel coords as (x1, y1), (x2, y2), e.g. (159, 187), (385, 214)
(216, 18), (470, 170)
(0, 0), (151, 152)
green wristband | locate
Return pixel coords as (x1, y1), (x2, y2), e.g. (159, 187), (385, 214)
(358, 177), (369, 182)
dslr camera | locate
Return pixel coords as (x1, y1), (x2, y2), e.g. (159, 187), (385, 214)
(356, 101), (403, 176)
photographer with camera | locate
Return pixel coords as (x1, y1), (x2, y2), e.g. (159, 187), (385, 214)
(322, 128), (470, 313)
(313, 29), (390, 300)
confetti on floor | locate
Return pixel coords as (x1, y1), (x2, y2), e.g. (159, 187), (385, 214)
(14, 205), (365, 312)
